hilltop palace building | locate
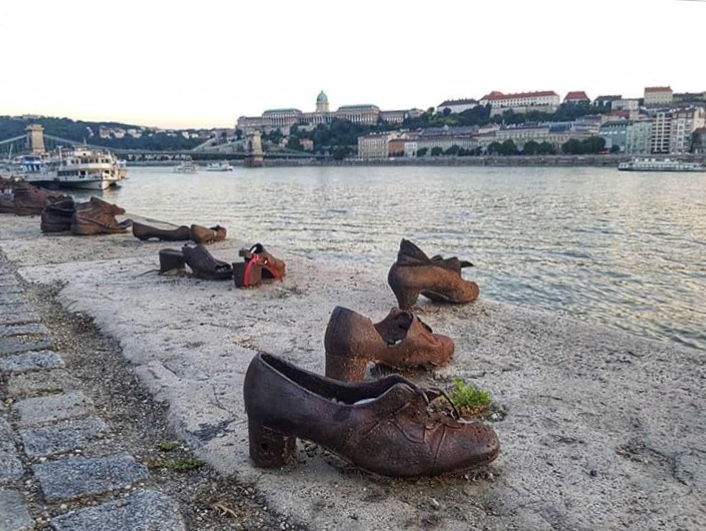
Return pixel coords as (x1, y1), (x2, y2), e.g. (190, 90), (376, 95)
(236, 91), (422, 134)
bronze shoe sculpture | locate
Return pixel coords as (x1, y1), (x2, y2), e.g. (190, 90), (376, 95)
(244, 352), (499, 478)
(190, 224), (227, 244)
(324, 306), (454, 382)
(182, 244), (233, 280)
(70, 197), (131, 236)
(234, 243), (286, 287)
(239, 243), (286, 279)
(41, 197), (76, 233)
(132, 221), (191, 242)
(388, 239), (479, 310)
(12, 182), (67, 216)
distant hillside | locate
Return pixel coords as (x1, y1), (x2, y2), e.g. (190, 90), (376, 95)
(0, 115), (209, 151)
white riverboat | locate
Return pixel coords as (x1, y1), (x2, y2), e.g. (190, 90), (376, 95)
(618, 158), (706, 172)
(174, 159), (198, 173)
(21, 148), (127, 190)
(205, 161), (234, 172)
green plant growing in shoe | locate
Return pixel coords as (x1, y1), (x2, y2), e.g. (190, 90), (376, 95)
(450, 379), (492, 418)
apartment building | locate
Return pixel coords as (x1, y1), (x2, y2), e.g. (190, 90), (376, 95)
(625, 120), (653, 154)
(669, 107), (705, 153)
(599, 121), (630, 152)
(479, 90), (560, 116)
(564, 91), (590, 104)
(644, 86), (673, 107)
(650, 111), (672, 153)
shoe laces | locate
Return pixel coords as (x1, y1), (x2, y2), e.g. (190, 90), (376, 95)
(415, 387), (461, 425)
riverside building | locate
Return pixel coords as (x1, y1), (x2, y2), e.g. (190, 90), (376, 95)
(237, 91), (422, 135)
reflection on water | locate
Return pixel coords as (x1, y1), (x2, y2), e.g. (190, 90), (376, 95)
(88, 165), (706, 351)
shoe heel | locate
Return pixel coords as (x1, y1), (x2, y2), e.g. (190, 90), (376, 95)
(325, 352), (368, 382)
(248, 418), (296, 467)
(393, 288), (420, 310)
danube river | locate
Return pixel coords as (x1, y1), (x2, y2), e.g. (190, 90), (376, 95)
(92, 165), (706, 352)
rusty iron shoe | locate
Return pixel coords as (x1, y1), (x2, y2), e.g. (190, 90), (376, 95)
(40, 197), (76, 233)
(190, 224), (227, 244)
(70, 198), (131, 236)
(182, 244), (233, 280)
(388, 239), (479, 310)
(12, 183), (67, 216)
(132, 221), (191, 242)
(324, 306), (454, 382)
(234, 243), (286, 287)
(244, 352), (499, 478)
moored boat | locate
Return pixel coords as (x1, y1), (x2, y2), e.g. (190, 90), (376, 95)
(20, 148), (127, 190)
(618, 158), (706, 172)
(174, 159), (198, 173)
(205, 161), (234, 172)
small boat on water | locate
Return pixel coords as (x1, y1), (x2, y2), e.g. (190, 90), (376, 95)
(205, 161), (234, 172)
(618, 158), (706, 172)
(20, 148), (127, 190)
(174, 159), (198, 173)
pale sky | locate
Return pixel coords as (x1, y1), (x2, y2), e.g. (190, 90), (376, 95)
(1, 0), (704, 129)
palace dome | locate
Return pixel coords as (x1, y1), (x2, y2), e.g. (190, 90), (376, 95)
(316, 91), (328, 103)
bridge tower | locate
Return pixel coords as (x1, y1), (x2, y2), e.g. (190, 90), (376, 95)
(25, 124), (46, 154)
(244, 130), (264, 168)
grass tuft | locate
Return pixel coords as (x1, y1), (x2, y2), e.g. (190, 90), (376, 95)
(156, 441), (180, 452)
(166, 458), (206, 472)
(450, 379), (492, 417)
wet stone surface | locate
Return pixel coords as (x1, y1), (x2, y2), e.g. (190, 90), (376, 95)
(50, 489), (186, 531)
(33, 454), (149, 502)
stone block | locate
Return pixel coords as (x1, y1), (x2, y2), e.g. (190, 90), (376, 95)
(0, 441), (25, 482)
(0, 490), (33, 531)
(20, 417), (109, 458)
(50, 489), (185, 531)
(0, 312), (39, 327)
(0, 351), (64, 375)
(7, 370), (80, 399)
(0, 417), (13, 441)
(0, 323), (51, 338)
(0, 337), (54, 356)
(33, 454), (148, 503)
(14, 391), (91, 428)
(0, 292), (24, 304)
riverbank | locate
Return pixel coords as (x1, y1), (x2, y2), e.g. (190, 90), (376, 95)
(1, 214), (704, 530)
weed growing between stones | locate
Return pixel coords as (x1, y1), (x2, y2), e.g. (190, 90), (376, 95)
(450, 379), (492, 418)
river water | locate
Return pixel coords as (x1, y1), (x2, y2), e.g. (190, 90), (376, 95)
(92, 165), (706, 352)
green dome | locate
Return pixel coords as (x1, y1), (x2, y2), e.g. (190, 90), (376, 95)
(316, 90), (328, 103)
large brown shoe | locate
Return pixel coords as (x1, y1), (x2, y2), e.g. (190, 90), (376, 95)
(70, 197), (131, 235)
(41, 198), (76, 233)
(388, 239), (479, 309)
(12, 183), (67, 216)
(132, 221), (191, 242)
(190, 224), (227, 244)
(324, 306), (454, 382)
(244, 353), (499, 478)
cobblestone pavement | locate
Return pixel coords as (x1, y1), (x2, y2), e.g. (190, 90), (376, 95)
(0, 261), (185, 531)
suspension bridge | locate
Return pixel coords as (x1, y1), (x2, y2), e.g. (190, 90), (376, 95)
(0, 124), (324, 164)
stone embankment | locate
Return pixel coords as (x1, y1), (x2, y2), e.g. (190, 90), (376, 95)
(0, 259), (185, 531)
(1, 213), (705, 531)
